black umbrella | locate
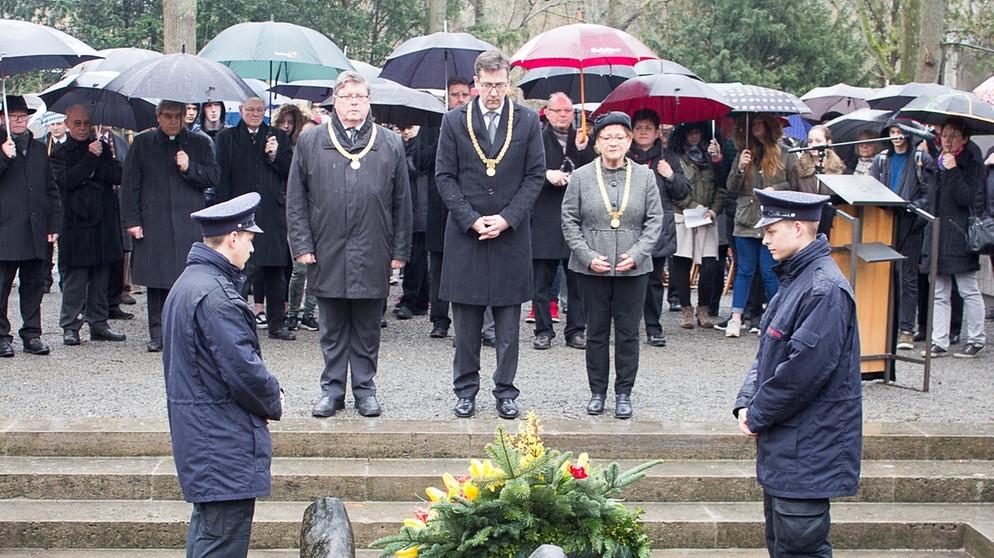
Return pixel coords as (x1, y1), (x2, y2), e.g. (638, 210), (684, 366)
(897, 90), (994, 136)
(104, 53), (255, 104)
(67, 47), (163, 75)
(40, 70), (157, 130)
(866, 82), (952, 111)
(517, 65), (636, 102)
(273, 78), (446, 127)
(379, 32), (496, 89)
(824, 108), (893, 143)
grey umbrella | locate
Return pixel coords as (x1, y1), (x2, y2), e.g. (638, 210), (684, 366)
(40, 70), (157, 130)
(866, 82), (953, 111)
(801, 83), (875, 121)
(272, 78), (446, 127)
(67, 47), (163, 75)
(897, 90), (994, 136)
(104, 53), (255, 104)
(633, 59), (701, 80)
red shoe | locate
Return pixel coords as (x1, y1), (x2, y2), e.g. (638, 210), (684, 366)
(550, 300), (561, 323)
(525, 306), (535, 323)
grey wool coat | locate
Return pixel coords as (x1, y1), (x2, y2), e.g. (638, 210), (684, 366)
(435, 97), (546, 306)
(561, 158), (663, 277)
(120, 128), (218, 289)
(285, 117), (412, 300)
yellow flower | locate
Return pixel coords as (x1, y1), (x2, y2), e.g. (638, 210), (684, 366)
(577, 452), (590, 470)
(463, 481), (480, 501)
(469, 459), (505, 480)
(403, 518), (427, 529)
(442, 472), (461, 498)
(395, 545), (420, 558)
(426, 486), (447, 503)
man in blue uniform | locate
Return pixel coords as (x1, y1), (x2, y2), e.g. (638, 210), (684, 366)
(163, 192), (284, 557)
(733, 189), (862, 558)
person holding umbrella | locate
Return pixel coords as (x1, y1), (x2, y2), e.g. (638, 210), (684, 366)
(561, 112), (663, 418)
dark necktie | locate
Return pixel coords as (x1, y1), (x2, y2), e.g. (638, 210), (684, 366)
(486, 111), (498, 143)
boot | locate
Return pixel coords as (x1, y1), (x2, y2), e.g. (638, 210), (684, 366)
(680, 306), (695, 329)
(696, 306), (714, 329)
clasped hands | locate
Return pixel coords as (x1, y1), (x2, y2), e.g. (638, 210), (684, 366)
(472, 214), (509, 240)
(589, 253), (635, 273)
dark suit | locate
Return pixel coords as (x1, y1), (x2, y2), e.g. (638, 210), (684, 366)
(435, 97), (545, 399)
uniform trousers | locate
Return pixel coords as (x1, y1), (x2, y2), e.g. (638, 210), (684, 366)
(643, 256), (670, 337)
(428, 251), (450, 327)
(59, 264), (111, 331)
(317, 297), (383, 401)
(532, 258), (585, 339)
(763, 492), (832, 558)
(0, 258), (47, 343)
(147, 287), (169, 342)
(452, 302), (521, 400)
(398, 232), (429, 313)
(579, 273), (649, 396)
(242, 263), (288, 328)
(186, 498), (255, 558)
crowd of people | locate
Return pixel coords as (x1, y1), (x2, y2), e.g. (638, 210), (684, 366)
(1, 50), (992, 419)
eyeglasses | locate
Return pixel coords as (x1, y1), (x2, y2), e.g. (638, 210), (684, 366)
(477, 82), (508, 92)
(6, 113), (30, 121)
(336, 94), (370, 102)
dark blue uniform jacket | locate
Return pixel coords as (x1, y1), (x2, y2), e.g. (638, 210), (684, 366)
(163, 242), (283, 503)
(734, 235), (862, 499)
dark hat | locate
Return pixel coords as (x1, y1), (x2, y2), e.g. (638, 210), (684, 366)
(190, 192), (264, 237)
(593, 111), (632, 138)
(754, 189), (830, 228)
(2, 95), (36, 115)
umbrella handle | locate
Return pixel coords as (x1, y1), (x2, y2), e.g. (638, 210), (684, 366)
(1, 72), (11, 142)
(578, 68), (587, 143)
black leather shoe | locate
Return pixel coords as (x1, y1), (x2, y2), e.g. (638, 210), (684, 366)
(146, 339), (163, 352)
(453, 397), (476, 418)
(533, 334), (552, 350)
(63, 329), (81, 346)
(429, 322), (449, 338)
(615, 394), (633, 419)
(393, 306), (414, 320)
(380, 319), (388, 328)
(312, 395), (345, 418)
(91, 325), (126, 342)
(482, 336), (496, 348)
(496, 398), (518, 419)
(108, 307), (134, 320)
(23, 338), (50, 355)
(647, 334), (667, 347)
(269, 326), (297, 341)
(0, 340), (13, 357)
(566, 333), (586, 349)
(586, 393), (605, 415)
(355, 395), (382, 417)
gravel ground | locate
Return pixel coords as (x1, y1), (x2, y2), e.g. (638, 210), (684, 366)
(0, 284), (992, 423)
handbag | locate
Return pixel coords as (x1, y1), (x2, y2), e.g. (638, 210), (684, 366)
(967, 214), (994, 255)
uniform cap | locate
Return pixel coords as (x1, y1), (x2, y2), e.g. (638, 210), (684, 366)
(190, 192), (264, 237)
(754, 189), (830, 228)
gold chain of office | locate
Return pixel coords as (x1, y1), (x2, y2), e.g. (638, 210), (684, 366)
(466, 100), (514, 177)
(327, 120), (378, 170)
(594, 158), (632, 229)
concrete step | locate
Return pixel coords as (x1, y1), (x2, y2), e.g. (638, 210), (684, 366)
(3, 418), (994, 460)
(2, 456), (994, 503)
(0, 550), (976, 557)
(1, 500), (993, 551)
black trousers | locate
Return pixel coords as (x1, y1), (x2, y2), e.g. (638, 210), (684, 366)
(59, 264), (111, 331)
(107, 256), (124, 308)
(399, 232), (429, 313)
(428, 250), (450, 327)
(0, 258), (47, 343)
(452, 302), (520, 399)
(669, 255), (720, 308)
(317, 297), (383, 401)
(706, 244), (729, 314)
(186, 498), (255, 558)
(894, 213), (922, 333)
(532, 258), (585, 339)
(763, 492), (832, 557)
(242, 263), (288, 328)
(643, 256), (669, 336)
(579, 273), (649, 396)
(147, 287), (169, 342)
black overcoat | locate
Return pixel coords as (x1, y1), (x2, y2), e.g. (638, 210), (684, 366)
(531, 123), (595, 259)
(435, 98), (546, 306)
(285, 117), (412, 299)
(0, 132), (62, 261)
(923, 143), (985, 276)
(214, 122), (293, 267)
(415, 126), (447, 252)
(50, 137), (123, 267)
(120, 128), (218, 289)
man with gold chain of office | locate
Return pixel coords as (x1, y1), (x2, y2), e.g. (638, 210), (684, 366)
(287, 71), (412, 419)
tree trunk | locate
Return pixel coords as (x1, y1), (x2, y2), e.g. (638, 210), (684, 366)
(428, 0), (445, 33)
(606, 0), (622, 28)
(163, 0), (197, 54)
(897, 0), (921, 83)
(914, 0), (945, 82)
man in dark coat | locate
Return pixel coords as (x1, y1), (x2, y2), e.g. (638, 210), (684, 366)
(435, 50), (546, 419)
(393, 124), (431, 320)
(121, 100), (219, 353)
(734, 190), (862, 558)
(286, 71), (412, 419)
(531, 92), (593, 351)
(215, 96), (295, 340)
(0, 95), (62, 357)
(96, 124), (135, 320)
(628, 109), (691, 347)
(50, 105), (127, 346)
(163, 192), (283, 558)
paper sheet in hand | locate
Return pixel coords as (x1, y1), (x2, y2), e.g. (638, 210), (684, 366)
(683, 206), (713, 229)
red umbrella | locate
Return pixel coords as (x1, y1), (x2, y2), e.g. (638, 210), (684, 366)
(510, 23), (657, 137)
(592, 74), (731, 125)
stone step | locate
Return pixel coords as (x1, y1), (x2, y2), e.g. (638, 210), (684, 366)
(2, 418), (994, 461)
(0, 550), (976, 557)
(1, 500), (992, 551)
(2, 456), (993, 504)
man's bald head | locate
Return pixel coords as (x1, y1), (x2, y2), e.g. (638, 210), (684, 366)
(64, 104), (93, 142)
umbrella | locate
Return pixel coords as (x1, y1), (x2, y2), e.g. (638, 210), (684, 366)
(40, 70), (157, 130)
(973, 75), (994, 105)
(824, 108), (893, 143)
(1, 18), (102, 138)
(783, 114), (813, 142)
(800, 83), (874, 121)
(634, 59), (701, 80)
(104, 53), (256, 104)
(517, 65), (636, 102)
(510, 23), (658, 137)
(67, 47), (163, 75)
(592, 74), (731, 125)
(273, 78), (446, 127)
(897, 90), (994, 136)
(714, 83), (811, 115)
(866, 82), (952, 111)
(350, 60), (381, 82)
(379, 32), (495, 89)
